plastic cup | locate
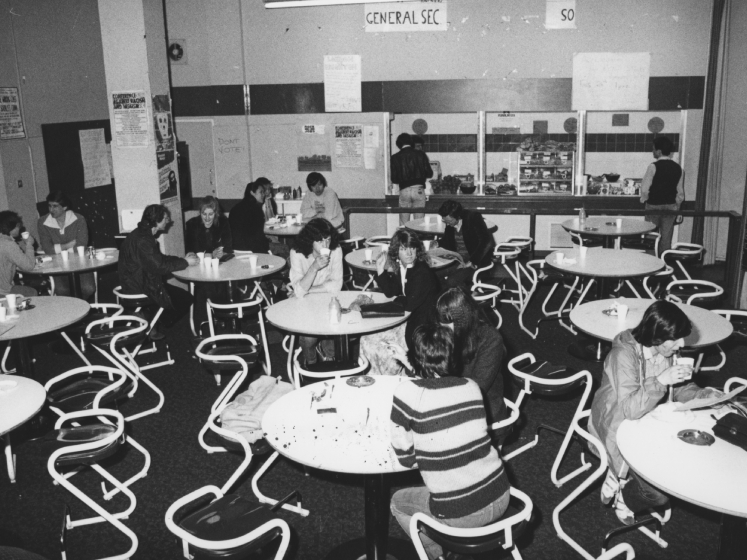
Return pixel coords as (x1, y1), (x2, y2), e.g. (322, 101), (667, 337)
(555, 252), (565, 264)
(423, 240), (431, 251)
(0, 307), (6, 321)
(616, 303), (629, 320)
(320, 247), (331, 256)
(676, 357), (695, 380)
(296, 213), (303, 223)
(21, 232), (29, 240)
(77, 246), (85, 257)
(54, 244), (62, 254)
(424, 216), (431, 224)
(6, 294), (17, 312)
(211, 257), (220, 270)
(61, 250), (69, 261)
(578, 246), (588, 259)
(248, 255), (258, 268)
(203, 256), (213, 268)
(436, 215), (442, 224)
(196, 252), (204, 264)
(364, 249), (373, 261)
(616, 218), (623, 228)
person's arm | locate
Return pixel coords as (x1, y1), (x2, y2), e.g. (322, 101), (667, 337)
(140, 237), (189, 275)
(672, 382), (720, 402)
(289, 250), (327, 298)
(8, 238), (37, 272)
(390, 387), (417, 469)
(439, 226), (457, 253)
(465, 328), (504, 394)
(300, 193), (317, 223)
(220, 219), (233, 254)
(390, 154), (402, 186)
(325, 190), (345, 228)
(640, 163), (656, 204)
(37, 218), (55, 255)
(403, 263), (436, 313)
(610, 346), (667, 420)
(320, 247), (343, 293)
(375, 269), (401, 298)
(466, 213), (493, 266)
(422, 152), (434, 179)
(675, 169), (685, 208)
(74, 214), (89, 248)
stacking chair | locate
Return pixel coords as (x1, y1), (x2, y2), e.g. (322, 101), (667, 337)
(725, 376), (747, 392)
(61, 303), (125, 366)
(661, 242), (704, 281)
(409, 487), (533, 560)
(365, 235), (391, 248)
(470, 263), (503, 329)
(621, 231), (661, 257)
(505, 353), (594, 488)
(688, 310), (747, 373)
(494, 237), (534, 310)
(291, 347), (369, 389)
(518, 260), (580, 338)
(45, 409), (138, 560)
(664, 279), (724, 307)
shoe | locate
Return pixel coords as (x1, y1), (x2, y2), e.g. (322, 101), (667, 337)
(148, 328), (165, 341)
(601, 469), (620, 505)
(614, 493), (635, 526)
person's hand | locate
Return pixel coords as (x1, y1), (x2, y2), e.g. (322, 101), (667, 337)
(375, 251), (388, 275)
(185, 255), (200, 266)
(314, 253), (330, 270)
(386, 343), (410, 368)
(457, 261), (475, 270)
(212, 247), (224, 259)
(657, 364), (692, 386)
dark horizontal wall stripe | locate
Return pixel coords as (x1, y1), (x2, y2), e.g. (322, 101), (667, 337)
(172, 85), (245, 117)
(585, 133), (679, 153)
(649, 76), (705, 110)
(421, 133), (675, 153)
(248, 82), (383, 115)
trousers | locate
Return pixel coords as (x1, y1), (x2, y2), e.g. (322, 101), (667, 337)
(399, 186), (426, 226)
(645, 203), (678, 253)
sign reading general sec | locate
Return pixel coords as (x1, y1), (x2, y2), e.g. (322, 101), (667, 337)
(365, 1), (448, 33)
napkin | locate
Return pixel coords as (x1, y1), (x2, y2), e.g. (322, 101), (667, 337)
(562, 258), (577, 265)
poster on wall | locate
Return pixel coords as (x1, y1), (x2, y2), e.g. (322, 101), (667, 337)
(157, 151), (178, 203)
(335, 125), (363, 168)
(152, 95), (175, 152)
(112, 90), (149, 147)
(324, 55), (362, 113)
(79, 128), (111, 189)
(299, 124), (332, 171)
(0, 87), (25, 139)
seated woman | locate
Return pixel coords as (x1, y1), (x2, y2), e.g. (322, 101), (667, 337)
(589, 300), (721, 525)
(437, 286), (509, 444)
(37, 191), (95, 299)
(300, 172), (344, 229)
(288, 218), (343, 367)
(390, 324), (511, 560)
(0, 211), (37, 298)
(360, 230), (439, 375)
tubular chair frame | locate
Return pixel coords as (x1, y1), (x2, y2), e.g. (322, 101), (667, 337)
(494, 237), (534, 310)
(661, 242), (704, 282)
(663, 279), (724, 306)
(471, 263), (503, 330)
(291, 347), (369, 389)
(519, 260), (580, 339)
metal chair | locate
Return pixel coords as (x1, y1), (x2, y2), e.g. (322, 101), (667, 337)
(409, 487), (533, 560)
(471, 262), (503, 329)
(621, 231), (661, 257)
(693, 311), (747, 373)
(518, 260), (580, 338)
(291, 347), (369, 389)
(365, 235), (391, 248)
(661, 242), (704, 281)
(494, 237), (534, 310)
(664, 279), (724, 307)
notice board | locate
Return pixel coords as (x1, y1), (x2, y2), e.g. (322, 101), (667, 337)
(572, 52), (650, 111)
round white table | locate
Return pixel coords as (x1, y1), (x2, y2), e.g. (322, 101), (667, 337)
(24, 248), (118, 298)
(263, 221), (304, 239)
(405, 217), (497, 236)
(0, 375), (46, 483)
(570, 298), (734, 349)
(618, 408), (747, 559)
(344, 248), (453, 286)
(263, 375), (415, 559)
(562, 217), (656, 249)
(173, 254), (287, 336)
(0, 296), (90, 381)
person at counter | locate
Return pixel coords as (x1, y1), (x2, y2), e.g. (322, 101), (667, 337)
(0, 211), (37, 298)
(436, 200), (495, 289)
(300, 172), (344, 229)
(119, 204), (198, 339)
(229, 181), (289, 258)
(391, 133), (433, 226)
(37, 191), (95, 299)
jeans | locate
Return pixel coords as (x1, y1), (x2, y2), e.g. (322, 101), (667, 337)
(52, 272), (96, 300)
(399, 186), (426, 226)
(299, 336), (335, 365)
(391, 486), (510, 559)
(622, 470), (669, 513)
(645, 203), (678, 253)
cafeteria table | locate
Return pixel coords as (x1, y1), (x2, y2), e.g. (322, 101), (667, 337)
(345, 247), (453, 290)
(23, 248), (118, 299)
(0, 375), (46, 482)
(263, 375), (417, 560)
(263, 219), (304, 242)
(562, 217), (656, 249)
(618, 408), (747, 560)
(404, 217), (497, 236)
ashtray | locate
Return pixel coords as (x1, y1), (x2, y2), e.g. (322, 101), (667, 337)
(605, 222), (616, 226)
(347, 375), (375, 388)
(602, 309), (617, 316)
(584, 227), (599, 232)
(677, 429), (715, 446)
(362, 260), (376, 265)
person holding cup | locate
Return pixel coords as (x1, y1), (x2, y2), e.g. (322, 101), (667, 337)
(300, 173), (344, 229)
(589, 300), (722, 525)
(288, 218), (343, 366)
(0, 211), (38, 298)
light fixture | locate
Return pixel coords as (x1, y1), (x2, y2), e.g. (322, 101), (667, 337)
(265, 0), (404, 8)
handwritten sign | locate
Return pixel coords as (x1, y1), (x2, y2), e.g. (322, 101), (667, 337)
(0, 87), (25, 139)
(545, 0), (576, 30)
(213, 125), (250, 199)
(79, 128), (111, 189)
(572, 52), (650, 111)
(365, 1), (448, 33)
(324, 55), (362, 113)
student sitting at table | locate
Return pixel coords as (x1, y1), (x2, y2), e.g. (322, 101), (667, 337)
(360, 230), (440, 376)
(589, 300), (722, 525)
(37, 191), (95, 299)
(0, 211), (38, 298)
(300, 172), (344, 229)
(119, 204), (199, 339)
(229, 180), (289, 259)
(289, 218), (343, 366)
(436, 200), (495, 289)
(389, 324), (511, 560)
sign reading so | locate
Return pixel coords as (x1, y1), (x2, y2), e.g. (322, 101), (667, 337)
(545, 0), (576, 30)
(365, 1), (448, 33)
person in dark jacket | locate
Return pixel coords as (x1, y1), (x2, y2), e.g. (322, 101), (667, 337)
(437, 199), (495, 288)
(391, 133), (433, 226)
(229, 181), (289, 258)
(185, 196), (232, 258)
(119, 205), (198, 337)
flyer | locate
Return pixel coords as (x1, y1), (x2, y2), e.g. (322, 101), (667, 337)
(152, 94), (175, 152)
(0, 87), (25, 139)
(324, 55), (361, 113)
(112, 90), (149, 147)
(335, 125), (363, 168)
(79, 128), (111, 188)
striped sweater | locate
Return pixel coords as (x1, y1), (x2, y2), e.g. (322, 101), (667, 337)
(390, 376), (510, 519)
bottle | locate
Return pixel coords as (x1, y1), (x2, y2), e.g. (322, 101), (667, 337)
(329, 296), (342, 325)
(578, 206), (586, 224)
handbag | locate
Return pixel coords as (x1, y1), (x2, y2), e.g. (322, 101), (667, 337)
(359, 301), (405, 319)
(712, 412), (747, 452)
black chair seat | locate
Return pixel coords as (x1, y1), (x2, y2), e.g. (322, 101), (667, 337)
(179, 494), (283, 559)
(66, 311), (117, 335)
(85, 324), (149, 350)
(118, 295), (154, 309)
(512, 360), (583, 396)
(418, 496), (530, 555)
(621, 238), (657, 252)
(199, 343), (260, 371)
(302, 360), (359, 374)
(42, 424), (123, 467)
(47, 373), (135, 413)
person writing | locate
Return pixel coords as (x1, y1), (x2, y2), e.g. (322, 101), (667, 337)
(391, 132), (433, 226)
(589, 300), (721, 525)
(300, 172), (344, 228)
(640, 136), (684, 253)
(390, 324), (511, 560)
(0, 211), (38, 297)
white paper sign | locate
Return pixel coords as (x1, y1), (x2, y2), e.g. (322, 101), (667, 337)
(335, 125), (363, 168)
(112, 91), (149, 147)
(572, 52), (650, 111)
(545, 0), (576, 30)
(365, 2), (448, 32)
(213, 125), (251, 199)
(302, 124), (325, 134)
(79, 128), (111, 188)
(0, 87), (25, 139)
(324, 55), (362, 113)
(364, 125), (379, 148)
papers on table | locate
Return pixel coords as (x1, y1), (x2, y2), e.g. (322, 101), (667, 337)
(674, 385), (746, 412)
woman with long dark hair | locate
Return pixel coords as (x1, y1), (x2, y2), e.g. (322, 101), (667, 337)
(590, 300), (721, 525)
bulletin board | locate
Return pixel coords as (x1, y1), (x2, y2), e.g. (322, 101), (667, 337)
(40, 120), (119, 248)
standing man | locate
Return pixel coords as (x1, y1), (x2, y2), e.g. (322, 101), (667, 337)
(391, 133), (433, 226)
(229, 181), (289, 258)
(640, 136), (684, 253)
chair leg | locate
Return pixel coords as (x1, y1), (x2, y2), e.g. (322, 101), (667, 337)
(4, 433), (16, 483)
(251, 451), (310, 517)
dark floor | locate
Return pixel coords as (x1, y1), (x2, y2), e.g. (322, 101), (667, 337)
(0, 265), (744, 560)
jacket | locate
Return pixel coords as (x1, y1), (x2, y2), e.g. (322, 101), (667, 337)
(37, 211), (89, 255)
(390, 146), (433, 190)
(185, 216), (233, 255)
(439, 210), (495, 268)
(375, 259), (439, 349)
(0, 234), (36, 295)
(229, 197), (268, 253)
(589, 329), (714, 474)
(118, 223), (188, 310)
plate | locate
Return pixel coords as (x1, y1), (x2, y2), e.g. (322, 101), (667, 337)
(346, 375), (375, 388)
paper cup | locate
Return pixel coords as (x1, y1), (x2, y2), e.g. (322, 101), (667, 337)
(0, 307), (6, 321)
(296, 213), (303, 223)
(77, 246), (85, 257)
(364, 249), (373, 261)
(6, 294), (17, 311)
(424, 216), (431, 224)
(616, 218), (623, 228)
(578, 246), (588, 259)
(197, 252), (205, 263)
(423, 240), (431, 251)
(61, 250), (69, 261)
(211, 258), (220, 270)
(203, 256), (213, 268)
(616, 304), (629, 319)
(555, 252), (564, 264)
(21, 232), (29, 240)
(248, 255), (258, 268)
(54, 244), (62, 254)
(320, 247), (331, 256)
(676, 357), (695, 380)
(436, 215), (442, 224)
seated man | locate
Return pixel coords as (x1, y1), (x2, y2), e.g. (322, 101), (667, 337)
(229, 180), (289, 259)
(0, 211), (38, 298)
(300, 172), (344, 229)
(436, 200), (495, 289)
(118, 204), (198, 338)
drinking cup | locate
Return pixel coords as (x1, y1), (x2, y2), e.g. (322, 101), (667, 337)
(6, 294), (17, 312)
(616, 218), (623, 228)
(616, 303), (629, 319)
(320, 248), (331, 256)
(197, 252), (205, 263)
(296, 213), (303, 223)
(676, 357), (695, 380)
(211, 257), (220, 270)
(248, 255), (258, 268)
(424, 216), (431, 224)
(0, 307), (6, 321)
(578, 246), (588, 259)
(555, 252), (565, 264)
(61, 250), (69, 262)
(21, 232), (29, 240)
(96, 251), (106, 260)
(203, 256), (213, 268)
(364, 249), (373, 262)
(77, 246), (85, 257)
(54, 243), (62, 254)
(423, 240), (431, 251)
(436, 215), (443, 224)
